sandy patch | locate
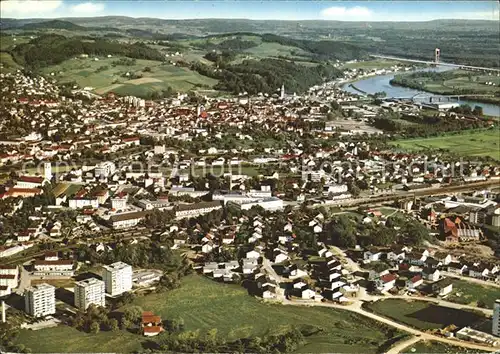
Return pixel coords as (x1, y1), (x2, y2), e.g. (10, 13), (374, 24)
(125, 77), (163, 85)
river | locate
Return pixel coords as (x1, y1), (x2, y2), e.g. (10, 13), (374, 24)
(341, 66), (500, 117)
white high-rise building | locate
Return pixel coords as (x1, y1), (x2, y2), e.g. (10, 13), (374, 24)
(103, 262), (132, 296)
(493, 299), (500, 337)
(44, 162), (52, 181)
(74, 278), (105, 310)
(24, 283), (55, 318)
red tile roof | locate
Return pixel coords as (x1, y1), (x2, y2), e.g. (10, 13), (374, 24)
(380, 274), (397, 283)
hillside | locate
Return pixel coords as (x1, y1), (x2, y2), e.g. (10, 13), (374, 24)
(21, 20), (86, 31)
(10, 34), (165, 68)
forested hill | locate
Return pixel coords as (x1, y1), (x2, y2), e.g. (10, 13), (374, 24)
(10, 34), (165, 69)
(21, 20), (86, 31)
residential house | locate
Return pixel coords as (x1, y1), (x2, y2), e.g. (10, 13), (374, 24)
(142, 311), (163, 337)
(406, 275), (424, 290)
(431, 278), (453, 296)
(423, 267), (440, 282)
(376, 274), (397, 292)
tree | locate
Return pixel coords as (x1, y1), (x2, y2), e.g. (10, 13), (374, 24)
(144, 66), (152, 72)
(122, 306), (143, 325)
(90, 321), (100, 334)
(109, 319), (119, 331)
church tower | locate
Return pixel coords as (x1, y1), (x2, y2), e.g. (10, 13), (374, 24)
(280, 84), (285, 100)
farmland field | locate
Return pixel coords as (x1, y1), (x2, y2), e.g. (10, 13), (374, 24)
(390, 129), (500, 160)
(41, 56), (218, 97)
(363, 299), (486, 330)
(128, 275), (405, 353)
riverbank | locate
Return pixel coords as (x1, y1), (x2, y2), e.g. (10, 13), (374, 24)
(341, 67), (500, 117)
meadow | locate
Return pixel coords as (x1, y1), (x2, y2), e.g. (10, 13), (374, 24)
(341, 59), (405, 70)
(390, 129), (500, 160)
(363, 299), (486, 331)
(404, 340), (488, 353)
(129, 275), (404, 353)
(40, 56), (218, 97)
(445, 280), (500, 308)
(16, 275), (407, 353)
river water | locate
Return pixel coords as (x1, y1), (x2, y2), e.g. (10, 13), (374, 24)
(341, 66), (500, 117)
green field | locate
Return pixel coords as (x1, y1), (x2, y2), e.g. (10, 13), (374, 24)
(16, 326), (143, 353)
(0, 52), (21, 72)
(446, 280), (500, 308)
(364, 299), (486, 331)
(129, 275), (404, 353)
(341, 59), (405, 70)
(404, 340), (488, 353)
(408, 70), (500, 96)
(390, 129), (500, 160)
(16, 275), (405, 353)
(41, 56), (218, 96)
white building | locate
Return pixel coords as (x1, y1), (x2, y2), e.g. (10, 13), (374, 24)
(103, 262), (133, 296)
(231, 197), (284, 211)
(175, 201), (222, 219)
(493, 299), (500, 337)
(74, 278), (105, 310)
(68, 198), (99, 209)
(25, 283), (56, 318)
(95, 161), (116, 178)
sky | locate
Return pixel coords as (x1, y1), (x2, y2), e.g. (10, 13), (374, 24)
(1, 0), (499, 21)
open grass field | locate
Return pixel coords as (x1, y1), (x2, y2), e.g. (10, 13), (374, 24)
(341, 59), (405, 70)
(16, 326), (143, 353)
(128, 275), (404, 353)
(17, 275), (405, 353)
(390, 129), (500, 160)
(446, 280), (500, 309)
(363, 299), (486, 331)
(0, 52), (21, 72)
(41, 56), (217, 97)
(404, 340), (488, 353)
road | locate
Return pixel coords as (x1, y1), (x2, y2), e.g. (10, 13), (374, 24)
(386, 336), (421, 354)
(16, 264), (31, 294)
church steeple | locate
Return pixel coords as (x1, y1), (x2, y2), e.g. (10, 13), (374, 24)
(280, 84), (285, 99)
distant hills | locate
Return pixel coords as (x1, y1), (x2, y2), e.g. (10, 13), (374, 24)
(20, 20), (86, 31)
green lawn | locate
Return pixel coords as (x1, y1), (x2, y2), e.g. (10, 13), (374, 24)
(446, 280), (500, 308)
(390, 129), (500, 160)
(129, 275), (404, 353)
(363, 299), (486, 331)
(41, 56), (217, 96)
(16, 326), (143, 353)
(404, 340), (488, 353)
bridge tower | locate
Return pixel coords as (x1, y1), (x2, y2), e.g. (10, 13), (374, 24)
(435, 48), (440, 64)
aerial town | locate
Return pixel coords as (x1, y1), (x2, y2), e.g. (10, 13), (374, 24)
(0, 1), (499, 353)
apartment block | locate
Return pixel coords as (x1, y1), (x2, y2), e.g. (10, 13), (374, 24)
(24, 283), (55, 318)
(74, 278), (105, 310)
(102, 262), (132, 296)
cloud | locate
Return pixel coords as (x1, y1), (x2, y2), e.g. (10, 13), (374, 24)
(0, 0), (62, 18)
(70, 2), (104, 14)
(320, 6), (372, 20)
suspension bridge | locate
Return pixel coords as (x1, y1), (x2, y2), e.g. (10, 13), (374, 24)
(370, 48), (500, 73)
